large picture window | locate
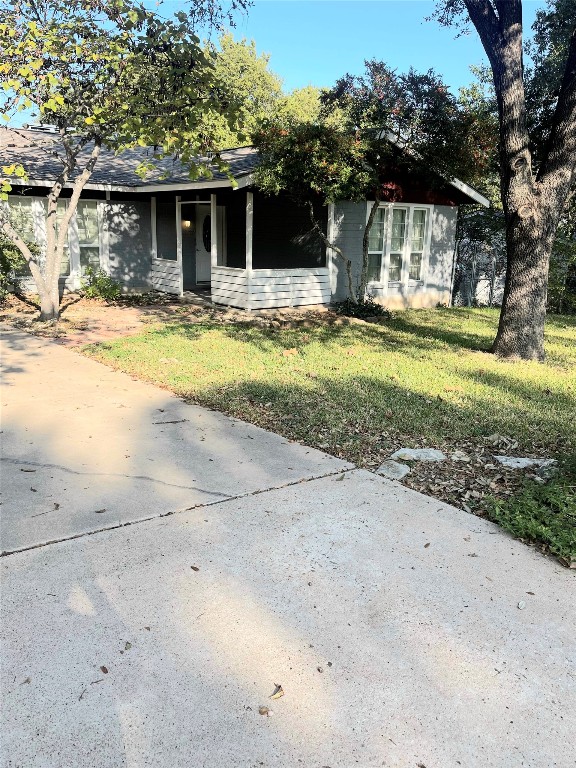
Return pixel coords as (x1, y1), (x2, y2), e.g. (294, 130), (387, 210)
(367, 204), (430, 286)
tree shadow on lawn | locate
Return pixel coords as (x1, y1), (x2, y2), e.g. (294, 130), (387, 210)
(181, 370), (574, 464)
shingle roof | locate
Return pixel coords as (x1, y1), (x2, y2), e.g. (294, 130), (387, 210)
(0, 127), (258, 189)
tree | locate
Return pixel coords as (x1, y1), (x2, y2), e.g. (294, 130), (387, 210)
(207, 33), (283, 148)
(276, 86), (322, 126)
(434, 0), (576, 360)
(255, 60), (485, 302)
(0, 0), (247, 320)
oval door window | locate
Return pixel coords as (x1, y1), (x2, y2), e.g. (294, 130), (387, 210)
(202, 215), (211, 252)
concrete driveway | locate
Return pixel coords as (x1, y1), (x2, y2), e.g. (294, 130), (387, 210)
(1, 326), (575, 768)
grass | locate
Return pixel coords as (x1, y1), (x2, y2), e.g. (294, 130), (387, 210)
(84, 307), (576, 565)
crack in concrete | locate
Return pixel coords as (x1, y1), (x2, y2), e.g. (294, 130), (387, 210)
(1, 467), (356, 558)
(1, 457), (230, 496)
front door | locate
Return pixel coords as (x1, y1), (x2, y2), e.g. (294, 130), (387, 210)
(196, 205), (212, 283)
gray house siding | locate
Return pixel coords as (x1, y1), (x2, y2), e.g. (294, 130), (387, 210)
(105, 200), (152, 292)
(330, 201), (366, 301)
(425, 205), (458, 307)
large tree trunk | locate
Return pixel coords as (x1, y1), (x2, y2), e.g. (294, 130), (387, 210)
(492, 212), (553, 359)
(462, 0), (576, 361)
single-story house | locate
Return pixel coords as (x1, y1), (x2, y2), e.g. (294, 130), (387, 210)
(1, 127), (489, 310)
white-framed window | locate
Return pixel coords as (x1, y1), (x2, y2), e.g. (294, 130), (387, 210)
(8, 196), (70, 276)
(76, 200), (101, 274)
(367, 203), (432, 286)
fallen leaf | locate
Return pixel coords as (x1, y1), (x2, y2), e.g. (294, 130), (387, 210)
(53, 503), (60, 511)
(191, 565), (200, 572)
(424, 542), (430, 549)
(124, 641), (131, 651)
(20, 677), (31, 685)
(94, 509), (107, 514)
(100, 666), (108, 674)
(144, 626), (150, 631)
(526, 592), (535, 596)
(258, 705), (271, 716)
(20, 468), (36, 472)
(269, 684), (284, 700)
(30, 487), (37, 492)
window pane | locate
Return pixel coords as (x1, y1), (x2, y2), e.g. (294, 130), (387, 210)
(411, 210), (427, 251)
(389, 253), (402, 282)
(8, 198), (35, 242)
(77, 201), (99, 246)
(409, 253), (422, 281)
(80, 246), (100, 273)
(390, 208), (407, 252)
(368, 207), (386, 252)
(367, 252), (382, 282)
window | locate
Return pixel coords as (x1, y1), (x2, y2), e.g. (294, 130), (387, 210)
(77, 201), (100, 274)
(367, 207), (386, 282)
(389, 208), (407, 282)
(409, 209), (427, 281)
(9, 197), (70, 276)
(367, 204), (429, 285)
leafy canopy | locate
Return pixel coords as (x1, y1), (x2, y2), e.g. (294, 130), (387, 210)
(0, 0), (250, 180)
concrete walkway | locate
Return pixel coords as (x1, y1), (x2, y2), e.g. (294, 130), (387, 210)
(1, 326), (575, 768)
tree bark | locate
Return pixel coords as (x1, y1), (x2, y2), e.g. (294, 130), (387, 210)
(358, 196), (381, 300)
(463, 0), (576, 360)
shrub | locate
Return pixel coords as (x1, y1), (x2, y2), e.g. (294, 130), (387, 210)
(332, 297), (392, 320)
(0, 234), (29, 303)
(80, 267), (121, 301)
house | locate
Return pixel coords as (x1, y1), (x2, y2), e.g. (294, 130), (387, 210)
(1, 127), (489, 310)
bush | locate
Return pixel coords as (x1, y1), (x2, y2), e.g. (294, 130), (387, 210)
(0, 235), (28, 303)
(332, 297), (392, 320)
(80, 267), (121, 301)
(484, 455), (576, 567)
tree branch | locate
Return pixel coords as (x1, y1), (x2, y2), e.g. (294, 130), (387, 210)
(537, 25), (576, 205)
(0, 217), (47, 292)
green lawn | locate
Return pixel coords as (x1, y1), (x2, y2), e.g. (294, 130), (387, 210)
(84, 307), (576, 565)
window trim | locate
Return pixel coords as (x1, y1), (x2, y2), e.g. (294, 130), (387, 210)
(366, 202), (433, 291)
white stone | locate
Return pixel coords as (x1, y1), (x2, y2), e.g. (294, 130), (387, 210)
(494, 456), (558, 471)
(451, 450), (471, 462)
(376, 460), (411, 480)
(391, 448), (447, 462)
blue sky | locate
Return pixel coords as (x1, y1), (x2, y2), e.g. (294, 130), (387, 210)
(205, 0), (545, 94)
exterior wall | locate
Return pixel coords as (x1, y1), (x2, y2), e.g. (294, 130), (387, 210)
(330, 202), (458, 309)
(211, 267), (330, 310)
(8, 194), (152, 294)
(105, 200), (152, 292)
(151, 197), (180, 294)
(330, 201), (366, 300)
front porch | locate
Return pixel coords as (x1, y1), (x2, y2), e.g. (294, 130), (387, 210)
(151, 188), (332, 310)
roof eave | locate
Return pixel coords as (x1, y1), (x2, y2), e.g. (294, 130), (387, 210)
(5, 175), (252, 193)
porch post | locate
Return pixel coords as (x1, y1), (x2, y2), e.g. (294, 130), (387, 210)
(210, 193), (217, 270)
(245, 190), (253, 310)
(175, 195), (183, 296)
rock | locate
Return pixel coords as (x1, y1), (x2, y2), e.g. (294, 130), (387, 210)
(494, 456), (558, 471)
(376, 460), (411, 481)
(451, 450), (471, 462)
(390, 448), (447, 462)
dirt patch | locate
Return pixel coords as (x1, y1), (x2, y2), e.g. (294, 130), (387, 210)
(0, 291), (352, 347)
